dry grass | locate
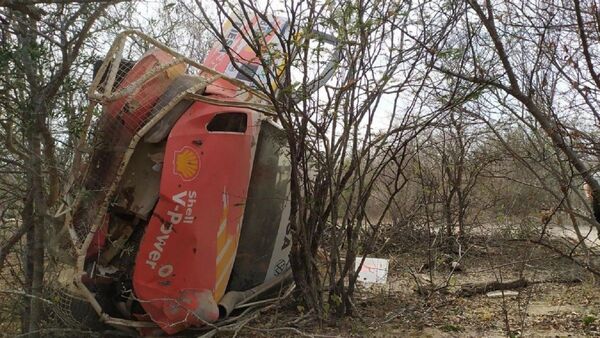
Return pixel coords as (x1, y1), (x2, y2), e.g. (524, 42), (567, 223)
(1, 227), (598, 337)
(227, 236), (600, 337)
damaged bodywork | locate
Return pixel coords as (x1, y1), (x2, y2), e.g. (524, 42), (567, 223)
(54, 27), (293, 335)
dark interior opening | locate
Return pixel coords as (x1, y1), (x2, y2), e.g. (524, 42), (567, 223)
(207, 112), (247, 133)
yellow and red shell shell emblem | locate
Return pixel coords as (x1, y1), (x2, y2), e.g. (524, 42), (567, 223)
(173, 146), (200, 181)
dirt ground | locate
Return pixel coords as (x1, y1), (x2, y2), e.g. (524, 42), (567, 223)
(2, 233), (600, 337)
(227, 237), (600, 337)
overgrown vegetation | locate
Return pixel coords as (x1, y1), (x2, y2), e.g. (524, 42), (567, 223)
(2, 0), (600, 336)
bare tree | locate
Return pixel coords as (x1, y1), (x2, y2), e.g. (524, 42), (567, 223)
(0, 1), (134, 335)
(421, 0), (600, 227)
(190, 0), (448, 317)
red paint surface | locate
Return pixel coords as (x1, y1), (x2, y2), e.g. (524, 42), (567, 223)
(104, 49), (183, 132)
(132, 101), (257, 334)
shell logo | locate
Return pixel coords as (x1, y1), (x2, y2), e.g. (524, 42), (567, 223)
(173, 146), (200, 181)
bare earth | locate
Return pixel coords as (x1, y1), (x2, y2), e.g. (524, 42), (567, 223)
(230, 237), (600, 337)
(2, 232), (599, 337)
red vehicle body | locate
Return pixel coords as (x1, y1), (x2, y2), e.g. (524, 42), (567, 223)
(132, 100), (259, 334)
(57, 25), (293, 336)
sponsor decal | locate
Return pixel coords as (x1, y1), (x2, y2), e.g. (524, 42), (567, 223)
(274, 258), (290, 276)
(172, 190), (197, 225)
(173, 146), (200, 180)
(145, 190), (198, 275)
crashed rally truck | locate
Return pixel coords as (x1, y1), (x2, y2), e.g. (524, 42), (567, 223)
(56, 19), (293, 336)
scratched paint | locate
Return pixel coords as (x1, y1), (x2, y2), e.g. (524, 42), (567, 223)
(132, 101), (259, 334)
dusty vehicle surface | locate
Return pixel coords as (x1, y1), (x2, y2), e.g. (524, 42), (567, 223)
(54, 25), (293, 336)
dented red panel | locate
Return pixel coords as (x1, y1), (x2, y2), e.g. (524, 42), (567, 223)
(77, 49), (183, 256)
(105, 49), (185, 131)
(132, 101), (259, 334)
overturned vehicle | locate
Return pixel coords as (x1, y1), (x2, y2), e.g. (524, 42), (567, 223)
(54, 29), (294, 335)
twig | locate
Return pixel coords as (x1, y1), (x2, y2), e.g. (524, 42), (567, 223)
(0, 289), (54, 305)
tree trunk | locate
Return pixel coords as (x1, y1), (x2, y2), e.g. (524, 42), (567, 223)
(459, 278), (528, 297)
(25, 108), (47, 337)
(28, 160), (45, 336)
(444, 198), (453, 237)
(21, 191), (34, 334)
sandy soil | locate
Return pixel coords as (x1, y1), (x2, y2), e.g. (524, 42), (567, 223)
(228, 237), (600, 337)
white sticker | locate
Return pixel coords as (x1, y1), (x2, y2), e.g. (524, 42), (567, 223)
(355, 257), (388, 284)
